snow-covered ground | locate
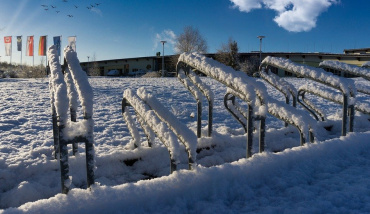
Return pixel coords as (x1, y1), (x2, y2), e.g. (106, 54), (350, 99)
(1, 76), (369, 213)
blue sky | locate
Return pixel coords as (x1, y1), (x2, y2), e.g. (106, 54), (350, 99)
(0, 0), (369, 65)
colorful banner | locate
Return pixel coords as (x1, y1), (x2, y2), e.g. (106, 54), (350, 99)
(68, 36), (76, 51)
(53, 36), (61, 56)
(4, 36), (12, 56)
(17, 36), (22, 51)
(26, 36), (34, 56)
(38, 36), (47, 56)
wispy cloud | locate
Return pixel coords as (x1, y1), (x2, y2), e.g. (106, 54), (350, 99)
(230, 0), (338, 32)
(90, 7), (103, 17)
(153, 29), (177, 52)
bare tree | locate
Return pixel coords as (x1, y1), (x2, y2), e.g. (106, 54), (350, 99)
(88, 53), (101, 76)
(175, 26), (208, 54)
(215, 38), (240, 70)
(239, 56), (260, 76)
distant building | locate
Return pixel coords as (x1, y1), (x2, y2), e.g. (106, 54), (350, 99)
(80, 49), (370, 77)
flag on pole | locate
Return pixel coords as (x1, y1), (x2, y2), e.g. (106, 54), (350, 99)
(17, 36), (22, 51)
(39, 36), (47, 56)
(26, 36), (34, 56)
(4, 36), (12, 56)
(68, 36), (76, 51)
(53, 36), (61, 56)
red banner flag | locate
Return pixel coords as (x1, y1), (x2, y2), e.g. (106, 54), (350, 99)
(39, 36), (47, 56)
(4, 36), (12, 56)
(26, 36), (34, 56)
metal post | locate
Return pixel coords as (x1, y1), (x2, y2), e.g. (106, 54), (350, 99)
(160, 41), (166, 77)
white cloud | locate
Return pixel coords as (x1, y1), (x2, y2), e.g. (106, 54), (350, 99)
(153, 29), (177, 52)
(230, 0), (338, 32)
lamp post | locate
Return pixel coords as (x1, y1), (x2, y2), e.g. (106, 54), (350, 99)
(160, 40), (166, 77)
(257, 36), (265, 64)
(87, 56), (90, 74)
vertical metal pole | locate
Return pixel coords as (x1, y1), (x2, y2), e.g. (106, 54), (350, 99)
(259, 117), (265, 153)
(84, 114), (95, 188)
(59, 126), (70, 194)
(342, 94), (348, 136)
(247, 104), (253, 158)
(197, 101), (202, 138)
(349, 105), (354, 132)
(208, 100), (213, 137)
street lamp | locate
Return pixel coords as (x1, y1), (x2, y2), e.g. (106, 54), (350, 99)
(257, 36), (265, 64)
(160, 40), (166, 77)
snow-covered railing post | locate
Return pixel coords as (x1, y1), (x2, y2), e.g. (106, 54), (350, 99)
(261, 56), (356, 136)
(122, 88), (197, 172)
(49, 45), (95, 194)
(176, 62), (214, 138)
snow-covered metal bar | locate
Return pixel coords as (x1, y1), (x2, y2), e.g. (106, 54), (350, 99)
(178, 52), (267, 158)
(261, 56), (356, 136)
(259, 69), (297, 107)
(48, 45), (96, 194)
(177, 69), (202, 138)
(320, 60), (370, 81)
(177, 65), (214, 137)
(299, 84), (370, 116)
(123, 89), (196, 172)
(137, 88), (197, 170)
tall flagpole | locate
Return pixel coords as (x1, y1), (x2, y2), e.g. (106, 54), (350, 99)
(10, 36), (12, 65)
(46, 35), (48, 76)
(21, 36), (22, 65)
(32, 35), (34, 67)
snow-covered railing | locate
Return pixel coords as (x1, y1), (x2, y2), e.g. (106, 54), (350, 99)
(228, 88), (317, 146)
(259, 69), (297, 107)
(178, 52), (267, 158)
(298, 83), (370, 118)
(320, 60), (370, 81)
(261, 56), (356, 136)
(176, 66), (214, 138)
(122, 88), (197, 172)
(48, 45), (95, 194)
(177, 53), (323, 157)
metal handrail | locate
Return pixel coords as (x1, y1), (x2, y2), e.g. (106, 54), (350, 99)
(261, 56), (356, 136)
(177, 63), (213, 137)
(122, 89), (196, 171)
